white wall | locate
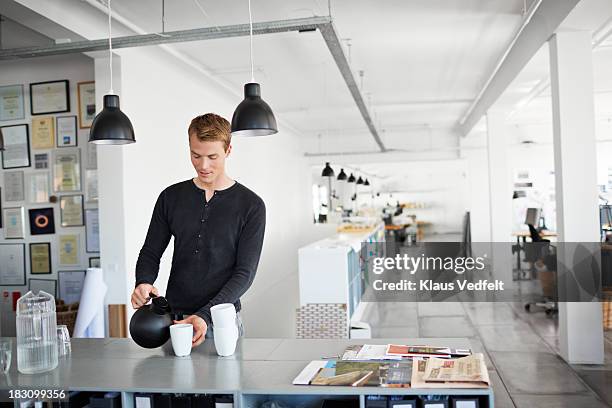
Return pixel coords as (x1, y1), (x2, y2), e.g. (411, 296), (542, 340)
(95, 45), (315, 338)
(0, 53), (97, 298)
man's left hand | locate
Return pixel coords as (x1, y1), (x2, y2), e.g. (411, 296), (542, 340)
(173, 315), (208, 347)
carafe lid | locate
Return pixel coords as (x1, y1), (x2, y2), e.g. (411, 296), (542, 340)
(16, 291), (56, 315)
(151, 295), (171, 315)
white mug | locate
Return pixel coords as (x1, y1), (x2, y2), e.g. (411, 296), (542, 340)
(214, 325), (238, 357)
(170, 323), (193, 357)
(210, 304), (236, 328)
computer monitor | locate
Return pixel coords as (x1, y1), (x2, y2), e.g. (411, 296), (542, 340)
(525, 208), (540, 226)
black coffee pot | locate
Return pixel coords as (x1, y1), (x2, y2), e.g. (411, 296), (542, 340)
(129, 293), (173, 348)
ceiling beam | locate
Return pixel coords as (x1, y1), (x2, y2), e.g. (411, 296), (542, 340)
(318, 21), (386, 152)
(0, 13), (386, 152)
(456, 0), (581, 137)
(0, 16), (330, 59)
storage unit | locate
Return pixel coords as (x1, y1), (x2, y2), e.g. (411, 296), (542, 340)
(297, 225), (384, 338)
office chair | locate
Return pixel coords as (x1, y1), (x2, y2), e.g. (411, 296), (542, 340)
(524, 224), (557, 315)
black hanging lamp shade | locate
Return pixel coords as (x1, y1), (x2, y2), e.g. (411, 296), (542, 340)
(89, 95), (135, 145)
(347, 173), (356, 183)
(364, 178), (370, 186)
(321, 162), (335, 177)
(231, 83), (277, 137)
(337, 168), (347, 181)
(357, 176), (364, 185)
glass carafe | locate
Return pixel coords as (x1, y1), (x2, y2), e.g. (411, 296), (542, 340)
(16, 291), (58, 374)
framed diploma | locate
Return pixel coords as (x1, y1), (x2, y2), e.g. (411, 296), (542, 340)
(28, 207), (55, 235)
(53, 150), (81, 192)
(88, 257), (100, 268)
(85, 209), (100, 253)
(56, 116), (77, 147)
(60, 195), (84, 227)
(3, 207), (25, 239)
(31, 116), (55, 149)
(77, 81), (95, 129)
(85, 169), (98, 203)
(86, 142), (97, 169)
(26, 173), (50, 204)
(0, 84), (25, 121)
(4, 171), (25, 202)
(58, 270), (86, 304)
(59, 234), (79, 266)
(29, 242), (51, 274)
(0, 243), (26, 285)
(29, 279), (57, 297)
(34, 153), (49, 170)
(30, 80), (70, 115)
(1, 124), (30, 169)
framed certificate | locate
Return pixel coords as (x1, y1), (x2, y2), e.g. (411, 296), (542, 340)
(86, 143), (97, 169)
(85, 209), (100, 253)
(56, 116), (77, 147)
(3, 207), (25, 239)
(0, 84), (25, 121)
(0, 243), (26, 285)
(31, 116), (55, 149)
(29, 278), (57, 297)
(30, 242), (51, 274)
(88, 257), (100, 268)
(53, 150), (81, 192)
(1, 124), (30, 169)
(28, 207), (55, 235)
(85, 169), (98, 203)
(60, 195), (84, 227)
(59, 234), (79, 266)
(26, 173), (50, 204)
(4, 171), (25, 202)
(34, 153), (49, 170)
(30, 80), (70, 115)
(58, 270), (86, 304)
(77, 81), (95, 129)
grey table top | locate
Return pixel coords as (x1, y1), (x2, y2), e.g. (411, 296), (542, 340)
(0, 337), (493, 395)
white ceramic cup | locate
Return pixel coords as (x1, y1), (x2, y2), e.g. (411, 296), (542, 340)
(210, 303), (237, 328)
(170, 323), (193, 357)
(214, 325), (238, 357)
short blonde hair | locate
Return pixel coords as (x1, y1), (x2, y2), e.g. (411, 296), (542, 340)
(188, 113), (231, 151)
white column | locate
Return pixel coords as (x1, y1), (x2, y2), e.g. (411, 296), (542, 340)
(486, 111), (514, 281)
(549, 31), (604, 364)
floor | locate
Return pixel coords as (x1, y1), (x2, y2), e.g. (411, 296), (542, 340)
(362, 233), (612, 408)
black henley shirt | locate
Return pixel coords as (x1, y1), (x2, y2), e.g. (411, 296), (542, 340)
(135, 179), (266, 327)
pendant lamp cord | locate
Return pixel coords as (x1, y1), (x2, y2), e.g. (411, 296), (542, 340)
(108, 0), (114, 94)
(248, 0), (254, 83)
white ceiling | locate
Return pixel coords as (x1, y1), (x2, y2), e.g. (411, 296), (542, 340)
(46, 0), (530, 148)
(3, 0), (612, 151)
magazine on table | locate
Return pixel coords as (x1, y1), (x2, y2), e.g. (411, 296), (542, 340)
(293, 360), (412, 387)
(386, 344), (472, 359)
(410, 354), (490, 389)
(341, 344), (471, 361)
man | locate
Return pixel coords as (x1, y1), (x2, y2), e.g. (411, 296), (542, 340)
(131, 113), (266, 347)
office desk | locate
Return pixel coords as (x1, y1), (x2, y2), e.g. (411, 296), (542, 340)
(0, 337), (495, 407)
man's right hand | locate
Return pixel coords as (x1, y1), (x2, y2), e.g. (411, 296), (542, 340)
(131, 283), (159, 309)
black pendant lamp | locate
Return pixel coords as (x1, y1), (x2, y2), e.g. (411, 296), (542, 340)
(347, 173), (356, 183)
(231, 0), (277, 137)
(89, 0), (135, 145)
(357, 176), (364, 185)
(364, 178), (370, 186)
(337, 168), (347, 181)
(321, 162), (335, 177)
